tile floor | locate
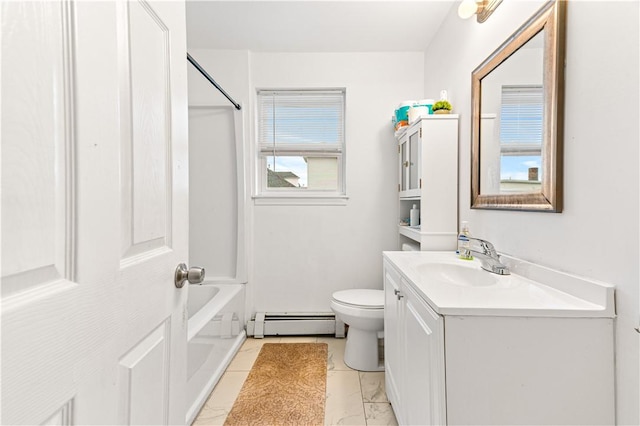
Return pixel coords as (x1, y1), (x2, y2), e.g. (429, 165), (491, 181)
(192, 336), (398, 426)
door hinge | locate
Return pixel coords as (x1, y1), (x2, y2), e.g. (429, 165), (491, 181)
(420, 178), (422, 188)
(398, 183), (400, 192)
(398, 145), (401, 154)
(419, 128), (422, 138)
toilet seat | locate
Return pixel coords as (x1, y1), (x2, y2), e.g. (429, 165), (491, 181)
(332, 289), (383, 309)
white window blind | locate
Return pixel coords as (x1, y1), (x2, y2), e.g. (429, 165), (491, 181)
(258, 89), (345, 151)
(256, 89), (346, 196)
(500, 85), (543, 155)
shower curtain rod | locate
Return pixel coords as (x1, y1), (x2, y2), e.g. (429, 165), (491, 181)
(187, 52), (241, 110)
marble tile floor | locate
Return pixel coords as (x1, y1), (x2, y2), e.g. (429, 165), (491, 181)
(192, 336), (398, 426)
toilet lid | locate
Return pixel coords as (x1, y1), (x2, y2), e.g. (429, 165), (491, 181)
(332, 289), (384, 309)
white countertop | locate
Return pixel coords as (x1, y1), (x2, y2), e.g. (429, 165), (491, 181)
(383, 251), (615, 318)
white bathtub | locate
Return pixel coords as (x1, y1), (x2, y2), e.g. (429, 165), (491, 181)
(186, 283), (245, 425)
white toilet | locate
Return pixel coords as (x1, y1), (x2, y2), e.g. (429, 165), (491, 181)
(330, 289), (384, 371)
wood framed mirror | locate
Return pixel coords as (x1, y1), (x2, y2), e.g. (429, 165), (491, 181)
(471, 0), (566, 211)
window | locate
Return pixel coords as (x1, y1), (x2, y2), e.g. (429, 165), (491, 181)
(256, 89), (346, 201)
(499, 85), (543, 183)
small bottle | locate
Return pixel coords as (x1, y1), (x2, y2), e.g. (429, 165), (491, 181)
(458, 221), (473, 260)
(410, 204), (420, 227)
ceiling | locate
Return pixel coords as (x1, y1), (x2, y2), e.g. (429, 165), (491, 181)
(186, 1), (456, 52)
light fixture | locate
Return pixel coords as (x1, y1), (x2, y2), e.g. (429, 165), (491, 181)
(458, 0), (503, 23)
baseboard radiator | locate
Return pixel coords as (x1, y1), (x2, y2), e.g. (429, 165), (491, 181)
(246, 312), (345, 338)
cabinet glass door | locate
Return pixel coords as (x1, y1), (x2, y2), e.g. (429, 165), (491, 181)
(400, 137), (408, 192)
(409, 129), (420, 190)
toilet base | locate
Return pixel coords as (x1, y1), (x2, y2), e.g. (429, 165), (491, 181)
(343, 328), (384, 372)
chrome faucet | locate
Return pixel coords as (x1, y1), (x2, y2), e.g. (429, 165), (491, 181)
(463, 237), (510, 275)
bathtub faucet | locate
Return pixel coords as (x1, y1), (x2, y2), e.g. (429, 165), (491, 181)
(465, 237), (510, 275)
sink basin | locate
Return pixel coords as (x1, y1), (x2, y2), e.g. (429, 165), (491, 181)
(417, 262), (499, 287)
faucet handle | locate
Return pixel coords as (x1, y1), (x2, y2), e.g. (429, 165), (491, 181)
(489, 264), (510, 275)
(479, 240), (498, 258)
(478, 239), (505, 261)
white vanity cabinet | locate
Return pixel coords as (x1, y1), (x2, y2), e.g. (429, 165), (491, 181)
(396, 116), (458, 250)
(383, 253), (616, 426)
(382, 265), (402, 409)
(383, 261), (446, 426)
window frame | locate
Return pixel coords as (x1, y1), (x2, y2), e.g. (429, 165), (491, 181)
(254, 88), (347, 205)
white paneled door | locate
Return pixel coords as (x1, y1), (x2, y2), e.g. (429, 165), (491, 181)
(1, 1), (189, 424)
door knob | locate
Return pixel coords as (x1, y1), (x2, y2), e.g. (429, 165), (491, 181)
(174, 263), (205, 288)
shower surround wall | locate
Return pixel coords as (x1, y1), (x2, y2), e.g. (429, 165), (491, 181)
(187, 50), (251, 292)
(421, 1), (639, 424)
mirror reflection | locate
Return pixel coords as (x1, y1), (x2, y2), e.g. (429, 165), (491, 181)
(480, 31), (544, 195)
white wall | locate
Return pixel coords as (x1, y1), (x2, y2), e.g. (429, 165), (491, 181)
(423, 1), (639, 424)
(251, 52), (423, 312)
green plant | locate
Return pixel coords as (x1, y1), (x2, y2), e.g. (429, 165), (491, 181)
(432, 100), (452, 111)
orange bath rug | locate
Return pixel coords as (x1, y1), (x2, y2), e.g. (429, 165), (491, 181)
(224, 343), (328, 426)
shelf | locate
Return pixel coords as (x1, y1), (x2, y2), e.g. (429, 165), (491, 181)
(399, 191), (420, 200)
(399, 226), (458, 250)
(398, 225), (421, 243)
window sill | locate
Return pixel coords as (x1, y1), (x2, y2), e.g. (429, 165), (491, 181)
(253, 194), (349, 206)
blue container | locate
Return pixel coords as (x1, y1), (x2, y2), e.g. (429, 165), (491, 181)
(395, 101), (415, 122)
(394, 101), (416, 130)
(395, 105), (411, 122)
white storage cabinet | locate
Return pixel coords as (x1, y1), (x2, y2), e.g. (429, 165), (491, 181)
(396, 116), (458, 250)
